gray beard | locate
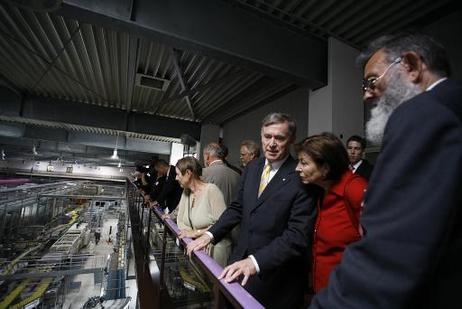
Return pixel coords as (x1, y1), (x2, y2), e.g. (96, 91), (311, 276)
(366, 72), (422, 145)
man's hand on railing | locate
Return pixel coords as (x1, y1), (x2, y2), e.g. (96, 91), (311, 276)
(218, 257), (257, 286)
(186, 233), (212, 256)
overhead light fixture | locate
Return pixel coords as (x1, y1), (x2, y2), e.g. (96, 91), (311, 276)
(111, 134), (120, 160)
(111, 149), (119, 160)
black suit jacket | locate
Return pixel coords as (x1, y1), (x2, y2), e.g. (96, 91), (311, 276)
(209, 156), (317, 308)
(156, 166), (182, 212)
(311, 79), (462, 308)
(355, 159), (374, 180)
(149, 175), (166, 201)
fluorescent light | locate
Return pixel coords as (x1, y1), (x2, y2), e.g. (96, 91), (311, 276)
(111, 148), (119, 160)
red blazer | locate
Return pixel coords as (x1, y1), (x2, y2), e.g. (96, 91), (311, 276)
(312, 170), (367, 292)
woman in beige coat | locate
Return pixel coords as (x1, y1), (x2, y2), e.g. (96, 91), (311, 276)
(175, 156), (231, 267)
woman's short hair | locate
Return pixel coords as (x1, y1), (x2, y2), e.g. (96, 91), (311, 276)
(295, 132), (349, 181)
(176, 156), (202, 178)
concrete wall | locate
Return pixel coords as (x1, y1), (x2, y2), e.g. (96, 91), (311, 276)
(222, 87), (309, 166)
(199, 123), (221, 163)
(309, 38), (362, 143)
(308, 83), (332, 135)
(330, 39), (363, 141)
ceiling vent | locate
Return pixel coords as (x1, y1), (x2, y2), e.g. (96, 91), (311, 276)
(135, 74), (170, 92)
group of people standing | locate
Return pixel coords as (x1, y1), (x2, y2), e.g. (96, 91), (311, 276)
(137, 31), (461, 309)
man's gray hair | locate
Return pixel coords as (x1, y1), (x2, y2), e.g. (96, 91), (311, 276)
(261, 113), (297, 140)
(203, 142), (223, 158)
(357, 32), (450, 78)
(240, 140), (260, 157)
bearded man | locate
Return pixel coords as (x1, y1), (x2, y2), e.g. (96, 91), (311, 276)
(310, 33), (462, 308)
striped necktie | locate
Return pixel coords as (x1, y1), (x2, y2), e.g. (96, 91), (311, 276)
(349, 164), (355, 172)
(258, 163), (271, 196)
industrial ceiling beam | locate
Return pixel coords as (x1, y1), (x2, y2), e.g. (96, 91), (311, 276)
(154, 69), (247, 111)
(169, 48), (196, 120)
(0, 87), (201, 140)
(58, 0), (327, 87)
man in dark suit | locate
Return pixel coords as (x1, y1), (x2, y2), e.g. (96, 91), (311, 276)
(153, 159), (182, 213)
(188, 113), (317, 308)
(346, 135), (374, 180)
(310, 33), (462, 308)
(148, 174), (166, 204)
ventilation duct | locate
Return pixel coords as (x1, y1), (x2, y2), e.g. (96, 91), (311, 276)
(135, 74), (170, 91)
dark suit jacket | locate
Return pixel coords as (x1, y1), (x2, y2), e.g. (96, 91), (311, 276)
(311, 79), (462, 308)
(355, 159), (374, 180)
(209, 156), (317, 308)
(156, 166), (182, 212)
(149, 175), (166, 201)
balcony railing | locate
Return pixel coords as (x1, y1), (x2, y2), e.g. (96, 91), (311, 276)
(127, 180), (264, 309)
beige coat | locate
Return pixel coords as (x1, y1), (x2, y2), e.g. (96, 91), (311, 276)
(177, 183), (231, 266)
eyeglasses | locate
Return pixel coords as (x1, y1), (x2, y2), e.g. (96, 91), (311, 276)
(362, 57), (402, 93)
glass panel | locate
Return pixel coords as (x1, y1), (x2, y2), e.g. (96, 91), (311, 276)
(150, 212), (214, 308)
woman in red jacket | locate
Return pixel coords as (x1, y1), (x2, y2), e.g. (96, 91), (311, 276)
(295, 132), (368, 293)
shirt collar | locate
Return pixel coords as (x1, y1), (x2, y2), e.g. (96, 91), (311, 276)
(352, 160), (362, 170)
(265, 154), (289, 171)
(426, 78), (447, 91)
(209, 159), (223, 166)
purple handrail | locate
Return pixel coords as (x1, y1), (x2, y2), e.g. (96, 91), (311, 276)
(0, 178), (31, 185)
(152, 206), (264, 309)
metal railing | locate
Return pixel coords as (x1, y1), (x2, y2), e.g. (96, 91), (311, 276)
(0, 253), (108, 280)
(127, 181), (263, 309)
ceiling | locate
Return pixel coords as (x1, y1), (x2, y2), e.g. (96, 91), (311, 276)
(226, 0), (461, 48)
(0, 0), (460, 167)
(0, 0), (299, 124)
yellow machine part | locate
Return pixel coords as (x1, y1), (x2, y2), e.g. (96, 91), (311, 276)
(0, 279), (31, 309)
(2, 244), (42, 276)
(67, 209), (80, 226)
(9, 277), (53, 309)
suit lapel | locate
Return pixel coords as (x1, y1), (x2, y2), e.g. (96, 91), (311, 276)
(249, 159), (265, 204)
(253, 157), (295, 209)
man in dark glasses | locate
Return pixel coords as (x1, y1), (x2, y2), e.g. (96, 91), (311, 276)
(310, 32), (462, 309)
